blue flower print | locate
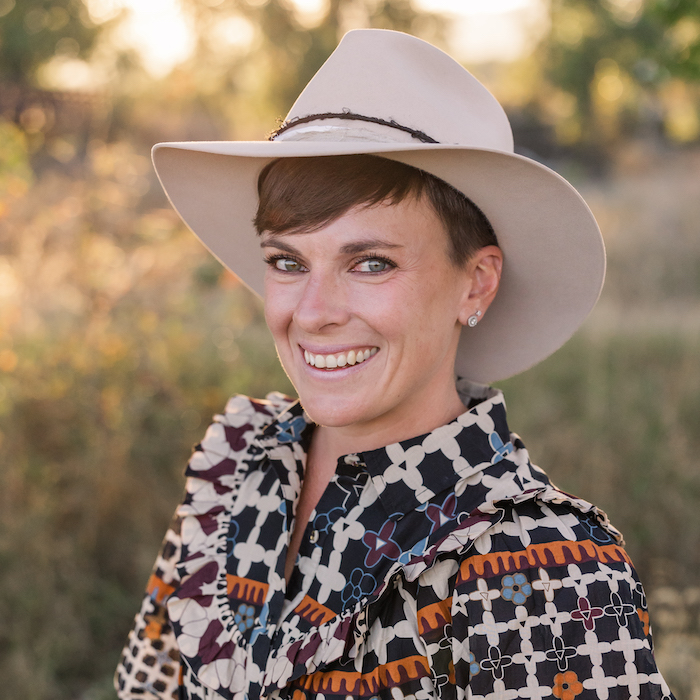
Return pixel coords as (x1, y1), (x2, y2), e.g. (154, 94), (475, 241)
(468, 651), (480, 677)
(580, 513), (613, 543)
(341, 568), (377, 606)
(313, 506), (345, 534)
(249, 602), (269, 646)
(501, 573), (532, 605)
(234, 603), (256, 631)
(275, 415), (306, 443)
(489, 431), (514, 464)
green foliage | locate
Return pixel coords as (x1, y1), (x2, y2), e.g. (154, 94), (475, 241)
(174, 0), (447, 133)
(0, 120), (33, 202)
(650, 0), (700, 81)
(0, 0), (104, 85)
(547, 0), (662, 114)
(541, 0), (700, 143)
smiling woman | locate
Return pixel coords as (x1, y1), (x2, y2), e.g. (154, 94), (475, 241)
(115, 29), (674, 700)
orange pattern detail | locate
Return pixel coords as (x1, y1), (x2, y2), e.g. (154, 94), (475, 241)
(294, 655), (430, 696)
(417, 596), (453, 635)
(637, 608), (650, 636)
(293, 595), (337, 626)
(457, 540), (632, 585)
(227, 574), (269, 605)
(144, 606), (168, 640)
(146, 574), (176, 604)
(552, 671), (583, 700)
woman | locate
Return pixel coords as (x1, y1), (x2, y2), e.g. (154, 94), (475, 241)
(116, 30), (674, 699)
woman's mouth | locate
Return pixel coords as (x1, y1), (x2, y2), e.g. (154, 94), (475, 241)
(303, 347), (378, 369)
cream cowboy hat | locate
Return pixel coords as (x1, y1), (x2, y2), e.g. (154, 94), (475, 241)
(152, 28), (605, 383)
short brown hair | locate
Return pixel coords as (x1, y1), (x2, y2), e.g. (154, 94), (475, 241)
(254, 155), (497, 266)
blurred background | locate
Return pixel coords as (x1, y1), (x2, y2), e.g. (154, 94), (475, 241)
(1, 0), (699, 697)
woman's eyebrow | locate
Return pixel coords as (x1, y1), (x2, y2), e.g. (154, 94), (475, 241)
(339, 239), (403, 254)
(260, 239), (299, 253)
(260, 238), (403, 255)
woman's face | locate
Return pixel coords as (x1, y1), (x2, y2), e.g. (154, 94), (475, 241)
(262, 195), (498, 442)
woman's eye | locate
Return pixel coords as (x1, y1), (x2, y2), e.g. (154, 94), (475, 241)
(355, 258), (390, 273)
(273, 257), (303, 272)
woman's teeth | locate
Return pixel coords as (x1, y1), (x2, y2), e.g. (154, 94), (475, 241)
(304, 347), (377, 369)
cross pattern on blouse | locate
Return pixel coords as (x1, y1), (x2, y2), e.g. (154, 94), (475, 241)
(531, 568), (563, 602)
(469, 578), (501, 611)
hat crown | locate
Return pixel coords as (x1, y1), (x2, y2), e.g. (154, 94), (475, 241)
(284, 29), (514, 151)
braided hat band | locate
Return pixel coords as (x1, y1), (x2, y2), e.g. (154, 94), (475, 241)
(270, 111), (439, 144)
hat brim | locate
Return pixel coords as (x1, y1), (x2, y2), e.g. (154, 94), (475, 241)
(152, 140), (605, 383)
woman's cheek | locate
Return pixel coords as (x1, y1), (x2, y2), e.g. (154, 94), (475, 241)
(264, 284), (294, 331)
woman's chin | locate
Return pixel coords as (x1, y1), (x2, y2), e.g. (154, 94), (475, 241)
(297, 394), (376, 430)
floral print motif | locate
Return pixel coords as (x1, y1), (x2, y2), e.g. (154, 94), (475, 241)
(553, 671), (584, 700)
(234, 604), (256, 631)
(545, 636), (578, 672)
(362, 520), (402, 567)
(467, 651), (480, 678)
(115, 382), (675, 700)
(604, 590), (637, 626)
(274, 415), (306, 443)
(425, 493), (456, 533)
(500, 573), (533, 605)
(480, 645), (513, 681)
(571, 596), (605, 631)
(341, 568), (377, 606)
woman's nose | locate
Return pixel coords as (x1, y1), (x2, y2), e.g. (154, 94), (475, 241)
(293, 273), (351, 333)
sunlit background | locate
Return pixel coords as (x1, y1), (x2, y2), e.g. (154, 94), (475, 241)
(80, 0), (548, 76)
(1, 0), (700, 697)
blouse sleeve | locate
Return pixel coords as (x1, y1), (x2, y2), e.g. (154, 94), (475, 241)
(446, 519), (675, 698)
(114, 513), (183, 700)
(113, 393), (286, 699)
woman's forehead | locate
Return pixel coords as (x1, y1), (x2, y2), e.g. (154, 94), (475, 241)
(260, 196), (449, 255)
(259, 195), (439, 237)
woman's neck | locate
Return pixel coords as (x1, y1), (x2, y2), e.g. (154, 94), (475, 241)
(309, 384), (466, 468)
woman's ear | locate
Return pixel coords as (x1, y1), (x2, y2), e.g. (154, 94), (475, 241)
(457, 245), (503, 326)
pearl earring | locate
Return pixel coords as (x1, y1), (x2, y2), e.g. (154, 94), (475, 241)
(467, 310), (482, 327)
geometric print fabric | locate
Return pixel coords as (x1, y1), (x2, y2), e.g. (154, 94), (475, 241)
(115, 381), (674, 700)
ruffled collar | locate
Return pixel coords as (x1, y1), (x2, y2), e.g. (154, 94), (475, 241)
(256, 379), (537, 520)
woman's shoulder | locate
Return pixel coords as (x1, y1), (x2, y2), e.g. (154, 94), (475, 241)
(411, 486), (648, 637)
(219, 390), (296, 426)
(454, 485), (628, 576)
(412, 486), (648, 633)
(205, 391), (294, 444)
(185, 391), (296, 482)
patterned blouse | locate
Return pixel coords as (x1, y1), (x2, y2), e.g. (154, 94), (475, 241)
(115, 380), (674, 700)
